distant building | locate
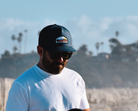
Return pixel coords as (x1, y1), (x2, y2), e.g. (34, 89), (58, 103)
(91, 52), (110, 61)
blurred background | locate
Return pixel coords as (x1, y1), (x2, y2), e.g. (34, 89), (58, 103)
(1, 0), (138, 111)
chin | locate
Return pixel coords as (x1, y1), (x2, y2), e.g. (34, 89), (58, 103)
(51, 69), (63, 74)
(52, 66), (65, 74)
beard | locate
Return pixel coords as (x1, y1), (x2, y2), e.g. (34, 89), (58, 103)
(42, 53), (66, 74)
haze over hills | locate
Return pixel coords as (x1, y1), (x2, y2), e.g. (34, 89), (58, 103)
(1, 40), (138, 88)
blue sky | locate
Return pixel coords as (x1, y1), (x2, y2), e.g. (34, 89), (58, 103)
(0, 0), (138, 56)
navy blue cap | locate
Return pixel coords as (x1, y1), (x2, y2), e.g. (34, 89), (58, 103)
(38, 24), (76, 52)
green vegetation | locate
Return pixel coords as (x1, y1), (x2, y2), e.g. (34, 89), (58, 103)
(1, 43), (138, 88)
(1, 31), (138, 88)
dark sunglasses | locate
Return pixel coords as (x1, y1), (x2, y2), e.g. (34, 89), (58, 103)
(48, 52), (73, 60)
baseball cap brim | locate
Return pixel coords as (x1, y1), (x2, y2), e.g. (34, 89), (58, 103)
(45, 45), (76, 52)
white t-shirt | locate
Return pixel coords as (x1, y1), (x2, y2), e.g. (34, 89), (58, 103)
(6, 65), (89, 111)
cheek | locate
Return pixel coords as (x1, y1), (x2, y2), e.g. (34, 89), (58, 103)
(64, 60), (68, 65)
(43, 52), (53, 62)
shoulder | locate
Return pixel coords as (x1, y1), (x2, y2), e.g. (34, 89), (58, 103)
(63, 67), (84, 82)
(15, 65), (36, 84)
(63, 67), (81, 76)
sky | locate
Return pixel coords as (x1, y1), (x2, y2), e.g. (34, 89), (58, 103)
(0, 0), (138, 56)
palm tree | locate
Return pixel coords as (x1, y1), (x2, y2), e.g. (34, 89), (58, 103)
(24, 30), (27, 53)
(95, 42), (100, 55)
(115, 31), (119, 38)
(13, 46), (18, 53)
(101, 42), (104, 52)
(11, 35), (16, 41)
(17, 32), (23, 53)
(11, 35), (16, 53)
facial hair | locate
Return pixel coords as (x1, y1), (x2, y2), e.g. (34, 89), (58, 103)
(42, 53), (66, 74)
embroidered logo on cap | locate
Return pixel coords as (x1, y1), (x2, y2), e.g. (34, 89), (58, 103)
(56, 36), (68, 43)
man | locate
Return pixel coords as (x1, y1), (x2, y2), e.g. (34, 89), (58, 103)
(6, 24), (90, 111)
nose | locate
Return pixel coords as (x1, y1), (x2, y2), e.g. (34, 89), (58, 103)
(57, 56), (64, 62)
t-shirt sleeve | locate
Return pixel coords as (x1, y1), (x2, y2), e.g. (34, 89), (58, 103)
(6, 81), (28, 111)
(79, 78), (90, 109)
(79, 88), (90, 109)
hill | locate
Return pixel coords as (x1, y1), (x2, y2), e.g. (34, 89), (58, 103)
(0, 50), (138, 88)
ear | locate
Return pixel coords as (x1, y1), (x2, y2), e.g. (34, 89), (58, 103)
(37, 46), (43, 57)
